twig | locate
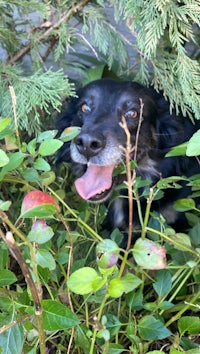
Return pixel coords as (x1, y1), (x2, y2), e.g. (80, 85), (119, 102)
(119, 116), (134, 251)
(119, 99), (144, 250)
(75, 33), (99, 59)
(9, 86), (21, 151)
(134, 98), (144, 161)
(0, 214), (46, 354)
(7, 0), (90, 65)
(0, 315), (29, 334)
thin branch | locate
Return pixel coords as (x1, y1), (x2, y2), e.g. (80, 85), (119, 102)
(134, 98), (144, 161)
(0, 213), (46, 354)
(119, 99), (144, 250)
(75, 33), (99, 59)
(9, 86), (21, 151)
(8, 0), (90, 65)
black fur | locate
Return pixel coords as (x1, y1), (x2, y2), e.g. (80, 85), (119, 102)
(57, 78), (199, 240)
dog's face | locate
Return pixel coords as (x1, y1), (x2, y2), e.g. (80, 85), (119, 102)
(63, 79), (161, 202)
(57, 78), (199, 235)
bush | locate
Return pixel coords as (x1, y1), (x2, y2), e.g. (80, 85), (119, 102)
(0, 1), (200, 353)
(0, 116), (200, 353)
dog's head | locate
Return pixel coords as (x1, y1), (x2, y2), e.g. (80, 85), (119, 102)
(57, 78), (183, 203)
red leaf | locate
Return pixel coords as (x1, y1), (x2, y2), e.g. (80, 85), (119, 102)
(20, 190), (59, 218)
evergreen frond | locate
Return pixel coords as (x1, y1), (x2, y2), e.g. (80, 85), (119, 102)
(82, 4), (129, 71)
(0, 67), (75, 134)
(113, 0), (200, 119)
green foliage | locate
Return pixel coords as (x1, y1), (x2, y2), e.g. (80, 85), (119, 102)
(1, 0), (199, 135)
(110, 0), (200, 118)
(0, 120), (199, 353)
(0, 65), (75, 134)
(0, 1), (200, 353)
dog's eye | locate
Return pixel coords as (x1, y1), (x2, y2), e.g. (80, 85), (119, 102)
(81, 103), (91, 113)
(124, 110), (138, 119)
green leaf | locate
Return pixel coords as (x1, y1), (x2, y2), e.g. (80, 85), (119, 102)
(28, 220), (54, 244)
(0, 152), (25, 181)
(34, 157), (51, 171)
(170, 349), (183, 354)
(132, 238), (167, 270)
(147, 351), (165, 354)
(0, 323), (24, 354)
(21, 167), (39, 182)
(186, 130), (200, 156)
(108, 279), (124, 298)
(170, 233), (192, 250)
(67, 267), (99, 295)
(20, 204), (58, 218)
(92, 275), (107, 292)
(105, 314), (121, 336)
(171, 350), (200, 354)
(165, 142), (187, 157)
(82, 64), (105, 85)
(0, 118), (11, 132)
(120, 273), (142, 293)
(36, 249), (56, 270)
(42, 300), (79, 330)
(157, 176), (184, 190)
(174, 198), (196, 212)
(39, 171), (56, 185)
(27, 138), (37, 156)
(126, 288), (143, 311)
(37, 130), (58, 142)
(138, 315), (171, 340)
(178, 316), (200, 336)
(38, 138), (63, 156)
(102, 343), (124, 354)
(153, 270), (172, 297)
(0, 149), (9, 167)
(0, 200), (11, 211)
(0, 270), (17, 286)
(158, 301), (174, 311)
(60, 126), (81, 142)
(74, 325), (91, 354)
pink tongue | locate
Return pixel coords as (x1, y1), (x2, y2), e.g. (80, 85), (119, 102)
(75, 164), (115, 200)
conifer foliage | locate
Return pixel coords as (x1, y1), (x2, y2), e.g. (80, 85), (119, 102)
(0, 0), (199, 134)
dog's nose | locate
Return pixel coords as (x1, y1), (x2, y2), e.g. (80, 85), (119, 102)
(74, 133), (105, 158)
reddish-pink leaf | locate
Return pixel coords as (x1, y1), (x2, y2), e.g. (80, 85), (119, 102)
(20, 190), (59, 218)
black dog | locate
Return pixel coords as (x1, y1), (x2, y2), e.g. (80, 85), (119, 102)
(57, 78), (199, 239)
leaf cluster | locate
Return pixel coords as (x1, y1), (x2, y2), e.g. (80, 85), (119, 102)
(0, 120), (199, 353)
